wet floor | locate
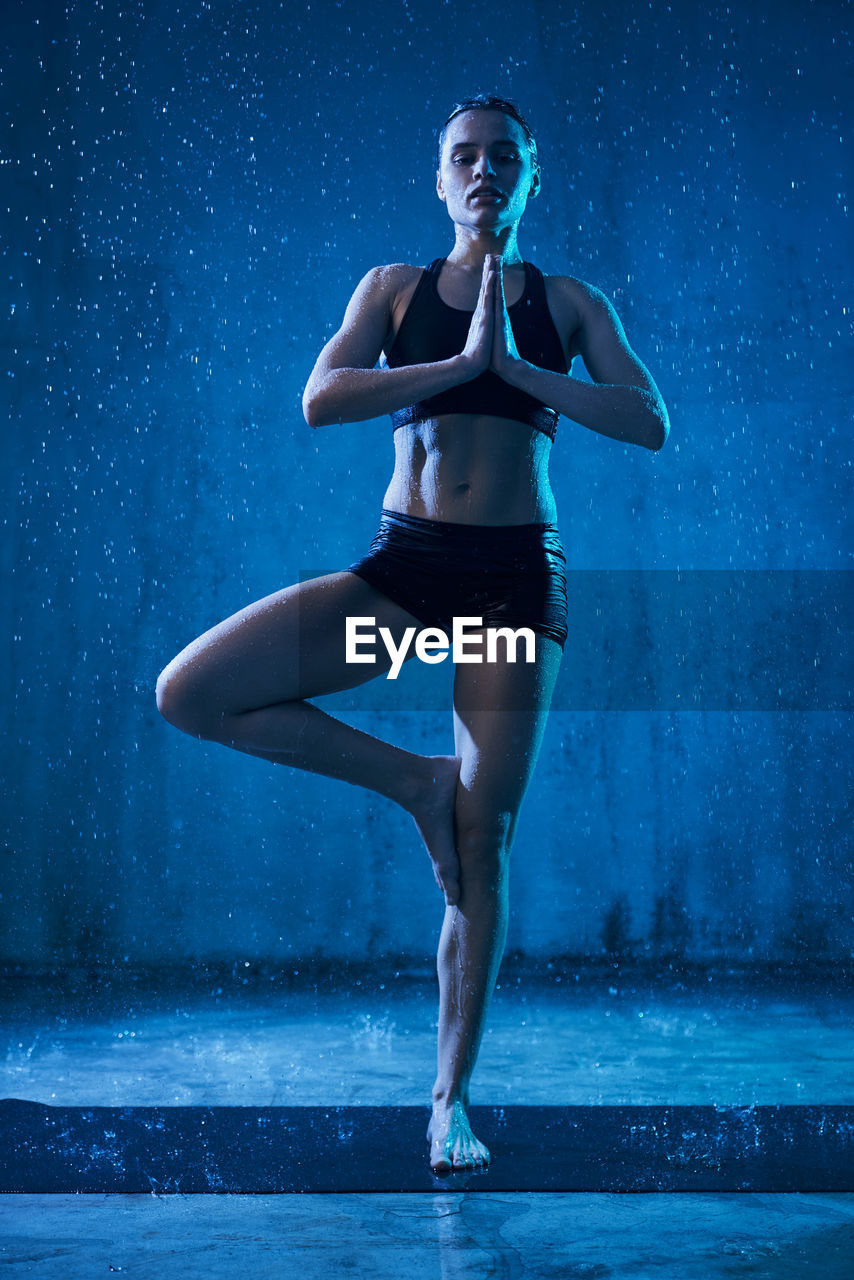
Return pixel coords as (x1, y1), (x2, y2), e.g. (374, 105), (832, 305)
(2, 969), (853, 1274)
(4, 970), (852, 1108)
(3, 1190), (854, 1278)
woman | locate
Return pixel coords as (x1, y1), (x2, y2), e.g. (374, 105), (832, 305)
(156, 94), (670, 1175)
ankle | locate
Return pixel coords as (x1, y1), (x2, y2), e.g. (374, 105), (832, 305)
(395, 754), (433, 814)
(432, 1083), (470, 1109)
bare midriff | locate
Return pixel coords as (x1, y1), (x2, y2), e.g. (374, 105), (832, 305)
(382, 412), (557, 526)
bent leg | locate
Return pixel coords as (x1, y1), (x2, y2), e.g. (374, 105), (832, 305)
(428, 634), (563, 1172)
(155, 571), (462, 902)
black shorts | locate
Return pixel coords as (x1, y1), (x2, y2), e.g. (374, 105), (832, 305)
(347, 508), (568, 649)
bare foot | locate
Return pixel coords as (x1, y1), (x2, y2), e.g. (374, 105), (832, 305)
(405, 754), (461, 906)
(428, 1099), (490, 1174)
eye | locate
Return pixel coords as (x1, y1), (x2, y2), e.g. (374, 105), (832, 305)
(452, 155), (473, 165)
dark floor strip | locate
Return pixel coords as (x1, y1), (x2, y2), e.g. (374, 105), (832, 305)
(1, 1100), (851, 1193)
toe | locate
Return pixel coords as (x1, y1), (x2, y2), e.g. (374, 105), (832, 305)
(430, 1139), (452, 1174)
(454, 1139), (475, 1170)
(429, 1126), (453, 1174)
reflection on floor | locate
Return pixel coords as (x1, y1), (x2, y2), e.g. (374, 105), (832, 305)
(2, 966), (853, 1275)
(3, 1191), (854, 1278)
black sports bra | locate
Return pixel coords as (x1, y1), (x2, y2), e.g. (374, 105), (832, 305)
(385, 258), (568, 440)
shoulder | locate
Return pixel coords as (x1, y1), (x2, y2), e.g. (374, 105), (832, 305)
(338, 264), (423, 335)
(540, 272), (611, 360)
(342, 264), (424, 331)
(353, 262), (425, 302)
(362, 264), (431, 343)
(541, 273), (625, 360)
(339, 263), (427, 353)
(542, 272), (615, 317)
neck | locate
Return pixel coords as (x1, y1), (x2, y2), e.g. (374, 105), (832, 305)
(446, 224), (523, 269)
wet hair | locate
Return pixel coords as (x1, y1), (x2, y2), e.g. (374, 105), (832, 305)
(436, 95), (539, 174)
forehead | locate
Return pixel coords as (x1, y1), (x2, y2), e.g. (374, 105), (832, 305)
(442, 110), (527, 152)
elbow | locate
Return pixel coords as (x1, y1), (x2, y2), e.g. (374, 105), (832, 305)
(302, 396), (321, 429)
(649, 416), (670, 452)
(646, 404), (670, 452)
(629, 388), (669, 452)
(302, 377), (347, 429)
(302, 387), (328, 429)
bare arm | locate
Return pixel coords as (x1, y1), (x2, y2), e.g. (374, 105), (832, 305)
(494, 269), (670, 452)
(302, 263), (493, 428)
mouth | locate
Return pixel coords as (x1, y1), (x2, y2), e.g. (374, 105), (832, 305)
(469, 186), (503, 202)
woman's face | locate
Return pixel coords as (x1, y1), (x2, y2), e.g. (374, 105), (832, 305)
(436, 109), (539, 230)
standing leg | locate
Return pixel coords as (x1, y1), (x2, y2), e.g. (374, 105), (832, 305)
(428, 634), (563, 1172)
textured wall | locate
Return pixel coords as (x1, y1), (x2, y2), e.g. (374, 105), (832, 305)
(2, 0), (850, 967)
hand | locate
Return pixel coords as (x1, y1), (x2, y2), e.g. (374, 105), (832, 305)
(459, 255), (495, 379)
(490, 256), (523, 377)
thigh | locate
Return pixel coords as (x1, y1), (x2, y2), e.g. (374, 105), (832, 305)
(159, 571), (425, 714)
(452, 633), (563, 835)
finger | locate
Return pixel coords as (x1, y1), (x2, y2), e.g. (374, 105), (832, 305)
(486, 260), (498, 316)
(480, 274), (496, 330)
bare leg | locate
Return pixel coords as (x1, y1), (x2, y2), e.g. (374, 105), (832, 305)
(427, 635), (563, 1172)
(156, 570), (462, 903)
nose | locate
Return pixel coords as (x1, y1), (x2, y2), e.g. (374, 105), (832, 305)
(472, 151), (497, 181)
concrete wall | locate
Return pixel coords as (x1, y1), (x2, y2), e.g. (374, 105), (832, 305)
(2, 0), (850, 966)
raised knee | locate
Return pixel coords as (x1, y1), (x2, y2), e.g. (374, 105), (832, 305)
(154, 664), (188, 730)
(155, 663), (217, 738)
